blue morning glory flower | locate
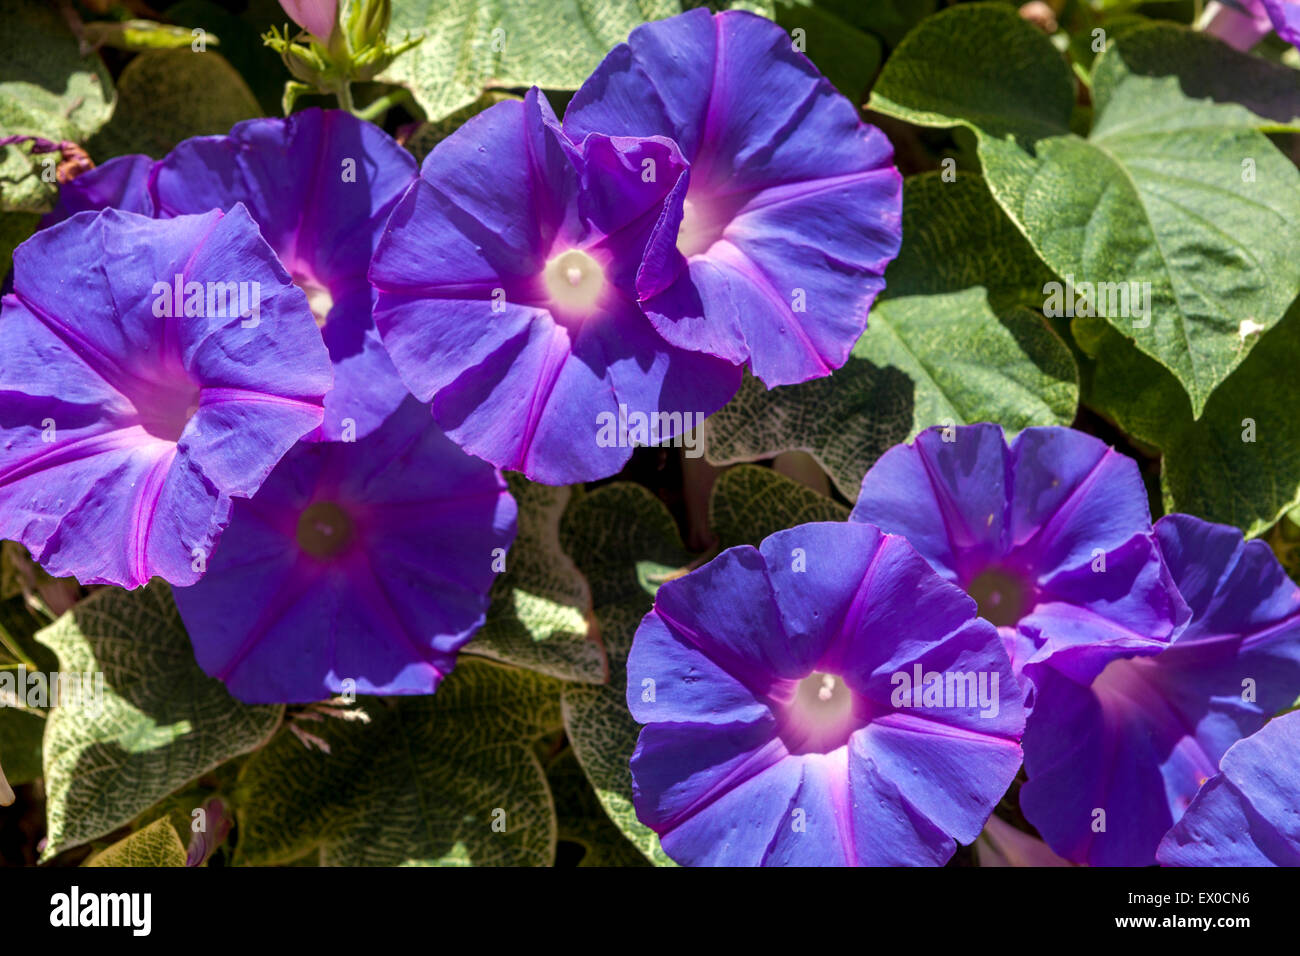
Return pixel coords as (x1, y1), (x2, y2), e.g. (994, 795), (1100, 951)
(1020, 514), (1300, 866)
(564, 8), (902, 387)
(153, 109), (417, 443)
(43, 153), (155, 224)
(1263, 0), (1300, 45)
(1157, 710), (1300, 867)
(1201, 1), (1299, 50)
(626, 521), (1024, 866)
(851, 423), (1187, 676)
(370, 88), (741, 484)
(0, 206), (331, 588)
(173, 397), (515, 703)
(37, 110), (417, 444)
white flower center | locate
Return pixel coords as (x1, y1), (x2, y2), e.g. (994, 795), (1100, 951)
(293, 273), (334, 328)
(543, 249), (606, 315)
(780, 670), (862, 755)
(676, 197), (729, 257)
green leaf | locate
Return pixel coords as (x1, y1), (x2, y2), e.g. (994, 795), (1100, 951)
(868, 294), (1077, 433)
(381, 0), (670, 122)
(702, 367), (914, 501)
(0, 705), (44, 786)
(37, 585), (283, 861)
(685, 0), (775, 15)
(547, 748), (649, 867)
(870, 6), (1300, 414)
(1, 211), (38, 277)
(87, 49), (260, 161)
(0, 0), (115, 211)
(1087, 23), (1300, 131)
(709, 464), (847, 549)
(0, 545), (19, 604)
(813, 0), (933, 48)
(381, 1), (768, 123)
(84, 817), (187, 868)
(234, 658), (563, 866)
(1083, 303), (1300, 537)
(559, 482), (689, 867)
(775, 0), (881, 103)
(81, 20), (220, 53)
(466, 477), (605, 683)
(703, 172), (1079, 498)
(128, 781), (222, 852)
(167, 0), (290, 116)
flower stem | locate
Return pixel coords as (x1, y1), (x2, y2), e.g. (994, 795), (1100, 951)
(0, 622), (34, 669)
(355, 88), (411, 123)
(336, 82), (355, 114)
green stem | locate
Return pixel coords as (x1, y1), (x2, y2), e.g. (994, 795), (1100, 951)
(0, 621), (34, 669)
(355, 87), (411, 123)
(336, 82), (355, 114)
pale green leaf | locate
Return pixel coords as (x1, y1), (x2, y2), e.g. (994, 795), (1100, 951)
(381, 1), (771, 124)
(0, 0), (115, 211)
(1087, 23), (1300, 131)
(467, 476), (604, 683)
(37, 585), (283, 861)
(559, 482), (689, 867)
(234, 658), (563, 866)
(81, 20), (220, 53)
(547, 748), (648, 867)
(381, 0), (675, 122)
(85, 816), (187, 868)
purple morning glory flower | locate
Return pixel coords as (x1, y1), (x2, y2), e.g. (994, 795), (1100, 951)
(172, 396), (515, 703)
(43, 154), (155, 226)
(1203, 1), (1300, 49)
(1020, 514), (1300, 866)
(37, 112), (417, 444)
(369, 88), (741, 485)
(151, 109), (418, 443)
(627, 521), (1025, 866)
(1157, 710), (1300, 867)
(851, 424), (1187, 676)
(1263, 0), (1300, 44)
(0, 206), (332, 588)
(564, 8), (902, 387)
